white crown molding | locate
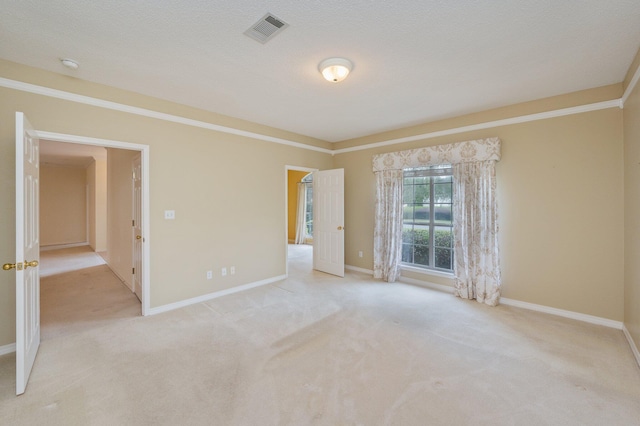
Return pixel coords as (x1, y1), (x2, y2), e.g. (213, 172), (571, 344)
(623, 324), (640, 369)
(0, 342), (16, 355)
(147, 274), (286, 316)
(333, 99), (622, 155)
(500, 297), (623, 329)
(0, 77), (333, 155)
(1, 77), (627, 157)
(621, 63), (640, 106)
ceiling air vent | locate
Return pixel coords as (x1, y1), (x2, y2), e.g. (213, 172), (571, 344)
(244, 13), (289, 44)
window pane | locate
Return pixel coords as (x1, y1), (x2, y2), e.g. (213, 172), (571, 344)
(414, 176), (427, 185)
(434, 227), (453, 248)
(414, 206), (429, 225)
(403, 184), (414, 204)
(434, 175), (452, 183)
(435, 248), (452, 269)
(403, 205), (414, 222)
(402, 244), (413, 263)
(413, 228), (429, 246)
(413, 184), (429, 203)
(434, 204), (452, 226)
(434, 183), (452, 203)
(402, 227), (414, 243)
(414, 245), (429, 266)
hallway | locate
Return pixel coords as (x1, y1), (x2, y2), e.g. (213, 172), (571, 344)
(40, 246), (140, 340)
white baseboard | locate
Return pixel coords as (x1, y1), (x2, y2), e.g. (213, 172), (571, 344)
(40, 242), (89, 252)
(500, 297), (623, 330)
(147, 274), (287, 316)
(623, 324), (640, 368)
(345, 265), (374, 275)
(0, 342), (16, 355)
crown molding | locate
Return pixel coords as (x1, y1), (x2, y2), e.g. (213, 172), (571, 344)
(0, 77), (333, 155)
(1, 77), (625, 156)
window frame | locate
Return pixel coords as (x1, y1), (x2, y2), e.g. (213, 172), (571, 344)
(401, 165), (454, 273)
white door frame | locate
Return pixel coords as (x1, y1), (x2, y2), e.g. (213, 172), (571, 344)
(36, 130), (151, 315)
(284, 165), (317, 277)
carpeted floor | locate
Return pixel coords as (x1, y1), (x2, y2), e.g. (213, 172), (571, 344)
(0, 244), (639, 425)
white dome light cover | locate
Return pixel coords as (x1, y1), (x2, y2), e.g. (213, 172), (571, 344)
(318, 58), (353, 83)
(61, 58), (79, 70)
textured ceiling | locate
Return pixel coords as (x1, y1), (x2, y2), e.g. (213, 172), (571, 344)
(1, 1), (639, 142)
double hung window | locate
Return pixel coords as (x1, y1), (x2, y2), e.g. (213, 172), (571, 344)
(402, 165), (454, 272)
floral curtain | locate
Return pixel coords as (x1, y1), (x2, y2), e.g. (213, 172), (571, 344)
(452, 161), (501, 306)
(294, 183), (307, 244)
(373, 169), (404, 282)
(372, 137), (501, 304)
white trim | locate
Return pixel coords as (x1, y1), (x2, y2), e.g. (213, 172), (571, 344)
(40, 242), (89, 251)
(32, 130), (152, 316)
(345, 264), (374, 274)
(0, 77), (332, 155)
(398, 275), (455, 294)
(621, 63), (640, 106)
(333, 100), (622, 154)
(147, 274), (286, 316)
(500, 297), (623, 329)
(401, 264), (454, 279)
(0, 342), (16, 355)
(623, 324), (640, 369)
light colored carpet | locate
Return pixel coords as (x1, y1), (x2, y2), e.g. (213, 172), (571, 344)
(0, 244), (639, 425)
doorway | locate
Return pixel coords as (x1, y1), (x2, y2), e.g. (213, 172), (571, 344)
(285, 166), (316, 276)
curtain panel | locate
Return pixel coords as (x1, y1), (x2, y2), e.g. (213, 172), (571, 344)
(294, 183), (307, 244)
(372, 137), (502, 305)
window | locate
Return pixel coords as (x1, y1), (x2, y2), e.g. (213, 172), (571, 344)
(402, 165), (454, 272)
(302, 173), (313, 237)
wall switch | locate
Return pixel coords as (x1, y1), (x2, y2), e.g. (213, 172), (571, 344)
(221, 267), (227, 276)
(206, 271), (213, 280)
(164, 210), (175, 220)
(230, 266), (235, 275)
(358, 251), (363, 258)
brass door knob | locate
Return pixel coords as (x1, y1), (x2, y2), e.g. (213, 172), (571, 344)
(25, 260), (38, 268)
(337, 226), (344, 231)
(2, 263), (16, 271)
(136, 235), (142, 240)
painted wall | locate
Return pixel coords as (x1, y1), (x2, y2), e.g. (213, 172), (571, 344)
(287, 170), (310, 241)
(106, 149), (138, 289)
(0, 60), (333, 347)
(333, 85), (625, 321)
(623, 48), (640, 357)
(39, 164), (87, 246)
(87, 158), (107, 252)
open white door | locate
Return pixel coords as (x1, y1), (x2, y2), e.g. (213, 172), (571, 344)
(313, 168), (345, 277)
(132, 154), (143, 301)
(15, 112), (40, 395)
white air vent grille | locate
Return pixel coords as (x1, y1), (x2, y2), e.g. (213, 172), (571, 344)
(244, 13), (289, 44)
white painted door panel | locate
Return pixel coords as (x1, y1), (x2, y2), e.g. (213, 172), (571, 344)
(132, 154), (142, 301)
(15, 112), (40, 395)
(313, 169), (344, 277)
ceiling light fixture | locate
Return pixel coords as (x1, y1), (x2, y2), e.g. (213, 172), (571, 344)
(318, 58), (352, 83)
(61, 58), (79, 70)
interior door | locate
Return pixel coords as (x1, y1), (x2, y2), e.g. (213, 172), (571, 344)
(15, 112), (40, 395)
(313, 168), (345, 277)
(132, 153), (143, 301)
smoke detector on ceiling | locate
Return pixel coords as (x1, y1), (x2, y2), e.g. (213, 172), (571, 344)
(244, 13), (289, 44)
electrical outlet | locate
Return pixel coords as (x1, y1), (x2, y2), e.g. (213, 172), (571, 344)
(206, 271), (213, 280)
(221, 267), (227, 276)
(230, 266), (235, 275)
(358, 251), (363, 258)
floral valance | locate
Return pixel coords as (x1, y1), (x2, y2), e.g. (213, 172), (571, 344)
(372, 137), (501, 172)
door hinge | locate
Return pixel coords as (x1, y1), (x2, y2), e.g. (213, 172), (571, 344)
(132, 267), (135, 274)
(132, 219), (135, 226)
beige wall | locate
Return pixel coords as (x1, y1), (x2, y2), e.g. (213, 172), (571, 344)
(334, 88), (625, 321)
(0, 60), (333, 347)
(287, 170), (310, 241)
(106, 149), (137, 288)
(623, 48), (640, 355)
(40, 164), (87, 246)
(86, 158), (107, 252)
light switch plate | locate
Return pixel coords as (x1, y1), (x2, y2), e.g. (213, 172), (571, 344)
(164, 210), (175, 220)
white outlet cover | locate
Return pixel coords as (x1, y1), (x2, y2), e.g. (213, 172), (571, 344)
(164, 210), (175, 220)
